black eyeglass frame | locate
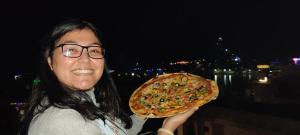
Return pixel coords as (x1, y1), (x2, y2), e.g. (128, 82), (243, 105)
(55, 43), (105, 59)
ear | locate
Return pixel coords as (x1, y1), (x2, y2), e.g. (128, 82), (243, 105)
(47, 57), (53, 70)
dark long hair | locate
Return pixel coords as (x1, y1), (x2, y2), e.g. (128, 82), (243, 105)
(18, 19), (132, 135)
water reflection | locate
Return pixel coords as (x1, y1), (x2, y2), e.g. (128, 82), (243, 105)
(228, 75), (232, 85)
(223, 75), (227, 86)
(211, 66), (300, 106)
(213, 74), (236, 87)
(214, 75), (218, 83)
(211, 72), (255, 103)
(214, 73), (252, 89)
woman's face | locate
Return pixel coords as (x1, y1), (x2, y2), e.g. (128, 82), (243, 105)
(48, 28), (104, 91)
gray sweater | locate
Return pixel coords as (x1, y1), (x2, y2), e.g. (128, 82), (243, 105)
(28, 90), (147, 135)
(28, 107), (146, 135)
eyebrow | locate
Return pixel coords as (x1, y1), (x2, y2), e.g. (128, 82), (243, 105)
(60, 40), (102, 46)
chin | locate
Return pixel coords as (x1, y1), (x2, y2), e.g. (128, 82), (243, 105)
(80, 84), (95, 90)
(73, 83), (95, 91)
(72, 79), (97, 90)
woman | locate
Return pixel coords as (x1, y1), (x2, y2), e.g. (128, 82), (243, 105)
(18, 19), (197, 135)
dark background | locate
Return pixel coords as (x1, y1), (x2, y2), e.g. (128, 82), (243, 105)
(1, 1), (300, 134)
(1, 0), (300, 73)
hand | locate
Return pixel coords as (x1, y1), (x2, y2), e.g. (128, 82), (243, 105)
(161, 107), (199, 132)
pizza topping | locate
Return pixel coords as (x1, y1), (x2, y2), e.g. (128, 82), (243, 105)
(180, 76), (188, 85)
(162, 83), (168, 89)
(160, 98), (165, 102)
(171, 82), (179, 88)
(153, 82), (160, 89)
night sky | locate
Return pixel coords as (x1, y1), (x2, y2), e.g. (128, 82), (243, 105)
(1, 0), (300, 73)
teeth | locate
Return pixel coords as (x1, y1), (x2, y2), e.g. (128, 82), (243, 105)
(73, 69), (93, 74)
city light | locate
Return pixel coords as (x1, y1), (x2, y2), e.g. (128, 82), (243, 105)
(176, 61), (190, 65)
(292, 58), (300, 65)
(233, 56), (241, 62)
(258, 77), (268, 84)
(257, 65), (270, 69)
(14, 75), (22, 80)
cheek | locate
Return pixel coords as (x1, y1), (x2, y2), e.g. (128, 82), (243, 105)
(51, 56), (75, 81)
(95, 61), (105, 78)
(53, 59), (74, 73)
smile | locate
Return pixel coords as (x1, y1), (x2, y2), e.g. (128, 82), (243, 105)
(72, 69), (94, 75)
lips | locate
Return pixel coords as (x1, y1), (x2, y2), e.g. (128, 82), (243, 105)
(72, 69), (94, 75)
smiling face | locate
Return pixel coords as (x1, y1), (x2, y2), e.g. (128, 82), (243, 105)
(47, 28), (104, 91)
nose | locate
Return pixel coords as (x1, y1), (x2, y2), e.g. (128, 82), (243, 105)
(78, 48), (91, 61)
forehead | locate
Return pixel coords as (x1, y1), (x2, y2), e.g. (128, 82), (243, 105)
(58, 28), (100, 44)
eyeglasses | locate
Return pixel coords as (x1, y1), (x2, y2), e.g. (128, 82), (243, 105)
(56, 44), (105, 59)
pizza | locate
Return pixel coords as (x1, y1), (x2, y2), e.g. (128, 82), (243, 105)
(129, 72), (219, 118)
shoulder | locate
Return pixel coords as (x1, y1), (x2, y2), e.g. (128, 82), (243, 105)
(33, 106), (84, 124)
(28, 106), (101, 135)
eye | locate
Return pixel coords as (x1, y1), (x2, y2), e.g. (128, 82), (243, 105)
(90, 49), (100, 53)
(67, 48), (76, 52)
(62, 45), (81, 57)
(66, 48), (80, 53)
(89, 47), (102, 54)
